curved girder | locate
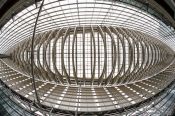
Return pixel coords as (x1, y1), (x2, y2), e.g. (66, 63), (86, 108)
(10, 26), (174, 86)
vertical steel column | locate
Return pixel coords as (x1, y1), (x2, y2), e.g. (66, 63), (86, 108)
(83, 27), (85, 85)
(72, 27), (78, 85)
(90, 26), (96, 85)
(61, 28), (71, 84)
(30, 0), (45, 105)
(52, 28), (64, 84)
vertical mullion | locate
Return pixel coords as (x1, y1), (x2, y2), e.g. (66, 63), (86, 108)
(90, 26), (96, 85)
(76, 32), (78, 83)
(68, 33), (70, 76)
(111, 34), (113, 75)
(91, 30), (93, 84)
(62, 36), (64, 75)
(72, 27), (78, 84)
(83, 27), (85, 85)
(98, 32), (100, 80)
(48, 41), (51, 68)
(104, 32), (107, 82)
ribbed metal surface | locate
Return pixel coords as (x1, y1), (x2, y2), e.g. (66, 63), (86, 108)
(0, 0), (175, 115)
(9, 26), (174, 86)
(1, 0), (175, 54)
(1, 59), (175, 112)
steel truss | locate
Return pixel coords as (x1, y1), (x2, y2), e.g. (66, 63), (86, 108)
(0, 0), (175, 115)
(2, 25), (174, 113)
(11, 26), (174, 86)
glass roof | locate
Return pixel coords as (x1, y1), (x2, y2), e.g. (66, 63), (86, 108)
(0, 0), (175, 53)
(0, 0), (175, 114)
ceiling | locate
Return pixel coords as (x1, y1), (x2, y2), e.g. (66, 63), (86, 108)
(0, 0), (174, 20)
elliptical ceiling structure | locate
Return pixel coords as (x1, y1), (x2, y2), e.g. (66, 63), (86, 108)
(0, 0), (175, 115)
